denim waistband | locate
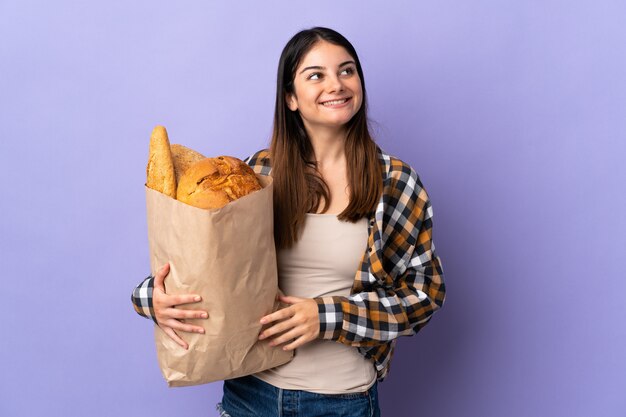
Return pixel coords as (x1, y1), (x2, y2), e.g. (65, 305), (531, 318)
(217, 374), (380, 417)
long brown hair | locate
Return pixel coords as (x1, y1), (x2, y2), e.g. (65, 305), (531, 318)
(270, 27), (382, 249)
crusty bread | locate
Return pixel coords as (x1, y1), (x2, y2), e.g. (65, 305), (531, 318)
(171, 144), (205, 183)
(146, 125), (177, 198)
(176, 156), (262, 209)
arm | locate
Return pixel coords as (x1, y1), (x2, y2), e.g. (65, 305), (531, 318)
(316, 174), (446, 347)
(257, 171), (446, 351)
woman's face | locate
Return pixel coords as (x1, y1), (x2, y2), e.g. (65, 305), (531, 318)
(286, 40), (363, 133)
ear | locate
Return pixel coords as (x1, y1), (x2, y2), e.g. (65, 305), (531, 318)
(285, 93), (298, 112)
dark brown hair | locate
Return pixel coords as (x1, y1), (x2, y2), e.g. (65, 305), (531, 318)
(270, 27), (382, 249)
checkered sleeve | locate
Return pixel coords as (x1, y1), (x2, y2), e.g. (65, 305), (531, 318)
(131, 275), (158, 324)
(315, 164), (445, 346)
(243, 149), (272, 175)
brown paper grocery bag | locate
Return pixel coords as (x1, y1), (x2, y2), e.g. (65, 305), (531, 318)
(145, 174), (293, 387)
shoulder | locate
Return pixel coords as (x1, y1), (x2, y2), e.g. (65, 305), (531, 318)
(376, 146), (424, 192)
(243, 149), (272, 175)
(376, 146), (430, 213)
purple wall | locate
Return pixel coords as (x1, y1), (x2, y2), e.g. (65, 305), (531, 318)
(1, 1), (625, 416)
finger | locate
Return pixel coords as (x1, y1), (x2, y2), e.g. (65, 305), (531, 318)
(153, 263), (170, 291)
(260, 306), (293, 324)
(153, 292), (202, 308)
(163, 318), (206, 335)
(258, 318), (295, 340)
(164, 308), (208, 320)
(161, 325), (188, 350)
(282, 335), (309, 351)
(268, 327), (301, 347)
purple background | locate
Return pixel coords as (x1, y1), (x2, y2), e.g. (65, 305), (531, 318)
(1, 1), (625, 416)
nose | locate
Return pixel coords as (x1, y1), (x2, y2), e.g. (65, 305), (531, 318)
(325, 74), (344, 94)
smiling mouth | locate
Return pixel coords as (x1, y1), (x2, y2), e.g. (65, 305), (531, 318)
(320, 97), (351, 106)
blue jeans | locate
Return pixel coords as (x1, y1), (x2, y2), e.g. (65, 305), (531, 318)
(216, 374), (381, 417)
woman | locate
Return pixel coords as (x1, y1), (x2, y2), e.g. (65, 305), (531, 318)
(132, 27), (446, 417)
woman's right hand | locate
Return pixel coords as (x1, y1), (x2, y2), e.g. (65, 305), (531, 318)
(153, 262), (208, 350)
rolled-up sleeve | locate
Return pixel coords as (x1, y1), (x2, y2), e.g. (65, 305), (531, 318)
(131, 275), (158, 324)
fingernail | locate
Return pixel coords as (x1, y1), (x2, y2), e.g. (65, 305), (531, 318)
(260, 318), (267, 324)
(202, 313), (208, 318)
(194, 296), (201, 302)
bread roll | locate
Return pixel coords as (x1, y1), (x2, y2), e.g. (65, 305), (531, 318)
(171, 144), (205, 183)
(176, 156), (262, 209)
(146, 125), (177, 198)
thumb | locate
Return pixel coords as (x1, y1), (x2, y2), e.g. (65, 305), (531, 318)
(153, 263), (170, 291)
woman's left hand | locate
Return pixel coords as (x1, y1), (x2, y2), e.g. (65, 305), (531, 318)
(258, 295), (320, 351)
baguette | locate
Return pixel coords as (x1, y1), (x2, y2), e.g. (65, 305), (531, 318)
(146, 125), (177, 198)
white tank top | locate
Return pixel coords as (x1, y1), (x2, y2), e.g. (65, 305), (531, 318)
(253, 213), (377, 394)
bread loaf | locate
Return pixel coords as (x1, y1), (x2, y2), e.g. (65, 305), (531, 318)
(146, 125), (261, 208)
(171, 144), (205, 183)
(146, 126), (177, 198)
(176, 156), (262, 209)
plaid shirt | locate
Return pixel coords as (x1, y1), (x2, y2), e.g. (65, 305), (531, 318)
(132, 146), (445, 382)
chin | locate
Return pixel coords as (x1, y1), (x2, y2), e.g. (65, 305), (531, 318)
(323, 112), (356, 126)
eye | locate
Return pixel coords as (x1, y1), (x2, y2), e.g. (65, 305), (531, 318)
(307, 72), (323, 80)
(340, 67), (355, 76)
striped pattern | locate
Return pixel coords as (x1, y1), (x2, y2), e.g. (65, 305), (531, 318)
(131, 146), (445, 382)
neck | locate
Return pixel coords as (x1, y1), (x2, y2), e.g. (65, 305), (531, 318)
(304, 123), (347, 167)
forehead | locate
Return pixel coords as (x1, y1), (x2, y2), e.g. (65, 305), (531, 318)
(297, 41), (354, 68)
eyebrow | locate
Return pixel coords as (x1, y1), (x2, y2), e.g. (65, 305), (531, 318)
(299, 60), (356, 74)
